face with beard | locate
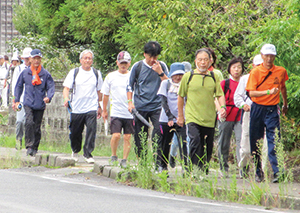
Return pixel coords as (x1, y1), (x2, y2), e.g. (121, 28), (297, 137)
(195, 51), (210, 73)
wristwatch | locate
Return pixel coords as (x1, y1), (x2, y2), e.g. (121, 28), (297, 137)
(158, 72), (164, 77)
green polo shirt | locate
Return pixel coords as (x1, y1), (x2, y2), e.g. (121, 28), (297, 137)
(178, 69), (224, 128)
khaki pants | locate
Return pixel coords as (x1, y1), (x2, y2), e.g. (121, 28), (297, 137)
(239, 111), (268, 170)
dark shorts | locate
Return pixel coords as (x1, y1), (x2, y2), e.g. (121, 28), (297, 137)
(110, 117), (134, 134)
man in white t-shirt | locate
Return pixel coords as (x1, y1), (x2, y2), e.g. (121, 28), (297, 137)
(12, 47), (32, 150)
(63, 50), (103, 164)
(101, 51), (134, 168)
(0, 55), (8, 109)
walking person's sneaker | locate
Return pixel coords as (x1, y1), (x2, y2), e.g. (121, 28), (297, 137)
(240, 166), (249, 179)
(71, 152), (79, 162)
(169, 155), (176, 168)
(15, 140), (22, 150)
(272, 172), (285, 183)
(110, 156), (118, 165)
(255, 172), (265, 183)
(120, 159), (127, 168)
(84, 157), (95, 164)
(32, 149), (37, 156)
(26, 148), (37, 157)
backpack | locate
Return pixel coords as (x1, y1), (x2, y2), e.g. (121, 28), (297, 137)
(223, 78), (241, 122)
(224, 78), (231, 101)
(70, 67), (99, 102)
(134, 60), (166, 96)
(187, 69), (215, 86)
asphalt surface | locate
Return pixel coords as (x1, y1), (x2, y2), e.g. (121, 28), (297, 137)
(0, 168), (296, 213)
(1, 147), (300, 212)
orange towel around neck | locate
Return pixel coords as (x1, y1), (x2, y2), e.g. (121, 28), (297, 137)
(31, 65), (42, 85)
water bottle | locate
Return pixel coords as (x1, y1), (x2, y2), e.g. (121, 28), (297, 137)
(218, 113), (226, 122)
(16, 103), (22, 111)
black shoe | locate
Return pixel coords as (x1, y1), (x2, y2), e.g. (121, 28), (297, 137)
(255, 172), (265, 183)
(169, 156), (176, 168)
(240, 166), (249, 179)
(32, 149), (37, 157)
(273, 172), (285, 183)
(26, 148), (33, 156)
(27, 148), (37, 157)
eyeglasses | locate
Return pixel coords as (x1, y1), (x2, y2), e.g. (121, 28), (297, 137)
(196, 58), (210, 62)
(82, 57), (93, 61)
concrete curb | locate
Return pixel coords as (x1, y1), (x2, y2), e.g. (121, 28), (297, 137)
(26, 154), (75, 168)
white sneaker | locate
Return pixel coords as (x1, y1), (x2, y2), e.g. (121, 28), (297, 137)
(71, 152), (79, 162)
(84, 157), (95, 164)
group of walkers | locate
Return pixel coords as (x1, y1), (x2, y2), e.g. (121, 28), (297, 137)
(6, 41), (288, 183)
(0, 54), (22, 110)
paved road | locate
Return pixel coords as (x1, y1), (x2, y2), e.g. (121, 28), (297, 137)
(0, 168), (295, 213)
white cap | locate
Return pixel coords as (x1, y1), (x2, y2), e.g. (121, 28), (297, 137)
(11, 55), (19, 61)
(253, 54), (263, 65)
(0, 55), (3, 59)
(21, 47), (32, 58)
(117, 51), (131, 63)
(260, 44), (276, 55)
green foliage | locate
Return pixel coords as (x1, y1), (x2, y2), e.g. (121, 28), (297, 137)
(12, 0), (42, 35)
(248, 0), (300, 75)
(284, 75), (300, 122)
(13, 0), (295, 73)
(7, 33), (81, 79)
(11, 0), (300, 122)
(115, 0), (284, 69)
(280, 116), (300, 151)
(0, 114), (8, 125)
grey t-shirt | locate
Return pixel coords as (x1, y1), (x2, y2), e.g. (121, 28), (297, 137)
(127, 60), (168, 112)
(157, 79), (179, 123)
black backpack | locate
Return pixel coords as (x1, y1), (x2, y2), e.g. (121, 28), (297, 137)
(223, 78), (241, 122)
(70, 67), (99, 102)
(187, 69), (215, 86)
(133, 60), (166, 96)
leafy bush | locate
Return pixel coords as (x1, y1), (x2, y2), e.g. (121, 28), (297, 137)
(280, 116), (300, 151)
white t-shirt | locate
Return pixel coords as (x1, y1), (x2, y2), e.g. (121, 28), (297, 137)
(12, 64), (28, 102)
(0, 62), (8, 81)
(157, 79), (180, 123)
(234, 74), (253, 108)
(63, 67), (103, 114)
(101, 70), (133, 119)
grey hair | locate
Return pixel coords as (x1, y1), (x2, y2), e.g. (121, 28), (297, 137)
(79, 49), (94, 60)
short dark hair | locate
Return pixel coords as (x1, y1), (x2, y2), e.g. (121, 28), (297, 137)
(144, 41), (161, 57)
(227, 57), (244, 74)
(4, 55), (9, 61)
(205, 47), (217, 67)
(195, 48), (211, 59)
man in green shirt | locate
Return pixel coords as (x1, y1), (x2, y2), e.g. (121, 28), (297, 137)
(177, 48), (226, 172)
